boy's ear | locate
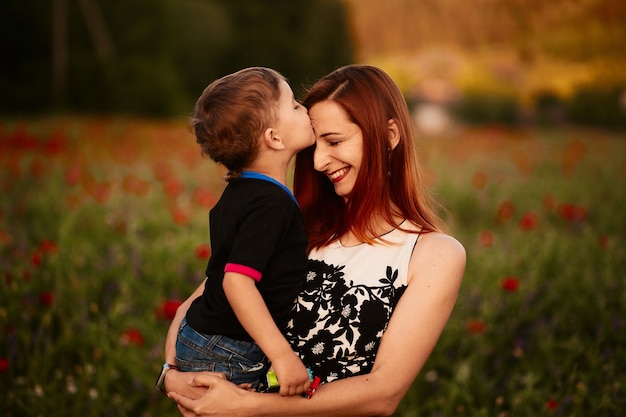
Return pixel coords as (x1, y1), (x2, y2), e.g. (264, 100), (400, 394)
(388, 119), (400, 150)
(262, 127), (286, 151)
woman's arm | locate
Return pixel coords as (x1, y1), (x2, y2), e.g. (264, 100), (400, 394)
(167, 232), (466, 417)
(164, 279), (206, 365)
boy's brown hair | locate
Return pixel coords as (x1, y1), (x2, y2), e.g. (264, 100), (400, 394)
(191, 67), (285, 179)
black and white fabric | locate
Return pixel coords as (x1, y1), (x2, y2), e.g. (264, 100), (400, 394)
(286, 222), (420, 383)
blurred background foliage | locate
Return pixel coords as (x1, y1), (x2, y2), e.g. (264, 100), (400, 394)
(2, 0), (626, 129)
(1, 2), (625, 416)
(344, 0), (626, 130)
(1, 0), (354, 117)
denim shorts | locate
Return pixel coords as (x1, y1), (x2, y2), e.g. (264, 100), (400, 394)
(176, 317), (268, 387)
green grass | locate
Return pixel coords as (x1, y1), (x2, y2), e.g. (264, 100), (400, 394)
(1, 118), (624, 416)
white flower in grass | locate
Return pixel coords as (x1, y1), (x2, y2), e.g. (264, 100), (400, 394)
(66, 376), (77, 394)
(425, 370), (438, 382)
(89, 388), (98, 399)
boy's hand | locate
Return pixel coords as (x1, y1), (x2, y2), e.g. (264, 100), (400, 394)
(272, 354), (310, 396)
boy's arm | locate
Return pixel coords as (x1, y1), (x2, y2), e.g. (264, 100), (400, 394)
(223, 272), (310, 396)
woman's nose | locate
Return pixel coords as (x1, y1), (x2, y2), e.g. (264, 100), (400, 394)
(313, 144), (330, 172)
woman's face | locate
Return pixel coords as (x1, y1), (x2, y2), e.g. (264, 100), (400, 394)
(309, 100), (363, 199)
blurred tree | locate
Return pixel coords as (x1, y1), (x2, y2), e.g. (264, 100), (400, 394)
(0, 0), (354, 116)
(165, 0), (233, 109)
(190, 0), (354, 98)
(1, 0), (53, 114)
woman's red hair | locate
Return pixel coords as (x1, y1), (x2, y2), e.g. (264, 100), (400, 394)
(294, 65), (444, 251)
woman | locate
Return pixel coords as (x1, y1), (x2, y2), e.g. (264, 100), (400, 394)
(165, 65), (466, 417)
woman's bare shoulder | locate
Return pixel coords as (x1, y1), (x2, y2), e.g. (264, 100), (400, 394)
(408, 231), (466, 284)
(416, 231), (466, 259)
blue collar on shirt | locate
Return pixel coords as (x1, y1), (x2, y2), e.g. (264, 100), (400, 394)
(240, 171), (298, 205)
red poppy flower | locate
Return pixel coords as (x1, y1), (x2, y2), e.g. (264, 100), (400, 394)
(152, 162), (173, 183)
(519, 212), (539, 231)
(501, 276), (519, 292)
(10, 125), (37, 151)
(7, 158), (21, 178)
(38, 291), (54, 306)
(164, 178), (184, 198)
(599, 235), (609, 249)
(171, 206), (189, 225)
(479, 230), (494, 247)
(123, 175), (151, 197)
(557, 204), (588, 222)
(0, 229), (11, 245)
(30, 158), (45, 178)
(509, 148), (531, 174)
(31, 251), (42, 267)
(545, 399), (559, 410)
(45, 132), (66, 155)
(195, 243), (211, 260)
(472, 171), (487, 190)
(542, 195), (555, 212)
(562, 139), (586, 175)
(496, 201), (516, 222)
(38, 239), (58, 254)
(158, 300), (183, 321)
(65, 164), (82, 186)
(91, 182), (112, 204)
(467, 319), (487, 334)
(193, 187), (218, 209)
(120, 327), (144, 346)
(66, 194), (83, 209)
(0, 357), (9, 373)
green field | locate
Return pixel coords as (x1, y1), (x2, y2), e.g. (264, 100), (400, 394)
(1, 118), (624, 416)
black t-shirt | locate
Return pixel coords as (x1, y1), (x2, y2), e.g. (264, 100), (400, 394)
(186, 177), (308, 342)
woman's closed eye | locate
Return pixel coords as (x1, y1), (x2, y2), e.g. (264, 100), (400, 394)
(325, 136), (344, 146)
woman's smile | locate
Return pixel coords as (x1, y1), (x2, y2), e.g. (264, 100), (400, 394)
(329, 167), (350, 182)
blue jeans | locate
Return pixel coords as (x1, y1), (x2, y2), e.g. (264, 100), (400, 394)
(176, 317), (268, 387)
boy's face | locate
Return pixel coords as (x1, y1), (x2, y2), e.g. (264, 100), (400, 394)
(273, 80), (315, 153)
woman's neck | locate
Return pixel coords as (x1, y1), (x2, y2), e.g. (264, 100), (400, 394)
(339, 214), (407, 247)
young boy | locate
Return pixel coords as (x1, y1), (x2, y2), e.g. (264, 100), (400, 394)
(160, 68), (315, 396)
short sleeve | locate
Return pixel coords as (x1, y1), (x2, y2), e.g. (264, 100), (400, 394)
(226, 193), (293, 279)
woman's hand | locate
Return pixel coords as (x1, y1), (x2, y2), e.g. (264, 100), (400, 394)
(168, 373), (254, 417)
(165, 369), (212, 400)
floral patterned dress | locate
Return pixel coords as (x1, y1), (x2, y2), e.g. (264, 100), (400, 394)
(285, 222), (421, 383)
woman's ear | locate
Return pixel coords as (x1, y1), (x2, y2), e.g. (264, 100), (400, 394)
(388, 119), (400, 150)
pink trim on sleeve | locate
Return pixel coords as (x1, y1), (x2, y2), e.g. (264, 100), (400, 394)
(224, 263), (262, 282)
